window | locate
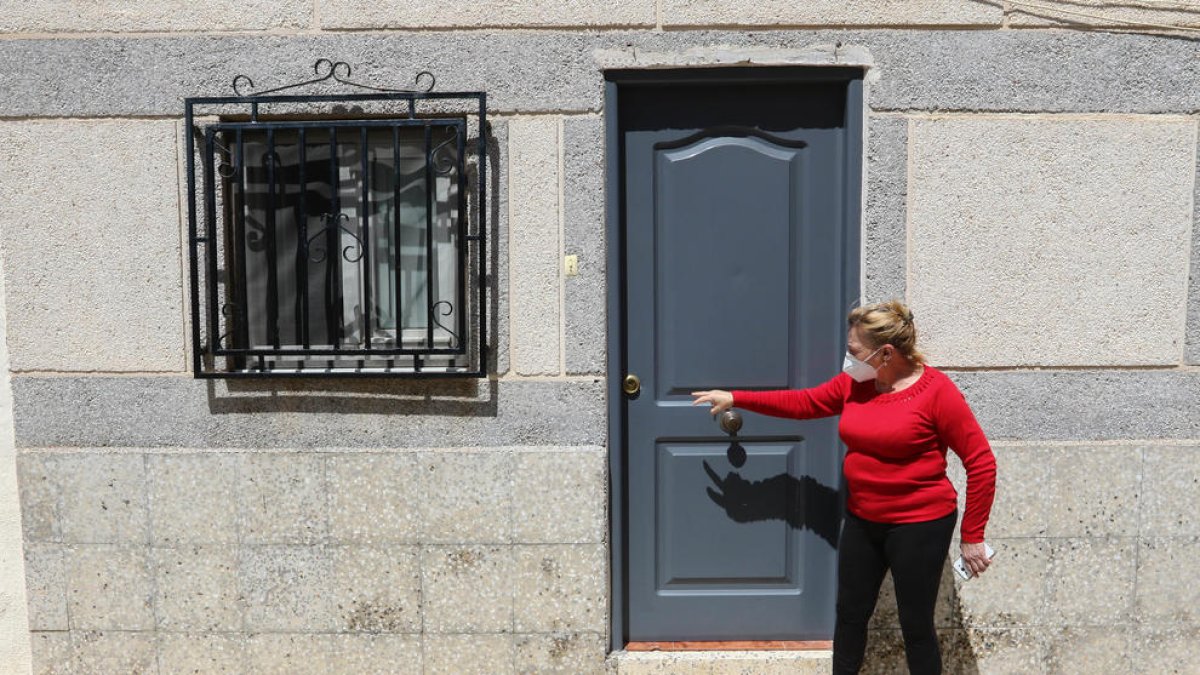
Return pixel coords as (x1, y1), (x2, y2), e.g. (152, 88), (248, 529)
(185, 61), (488, 377)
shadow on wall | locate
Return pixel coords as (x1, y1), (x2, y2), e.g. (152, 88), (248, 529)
(206, 376), (497, 416)
(702, 458), (842, 548)
(204, 124), (506, 418)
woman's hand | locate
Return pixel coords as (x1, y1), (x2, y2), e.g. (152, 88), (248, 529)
(691, 390), (734, 416)
(961, 541), (992, 577)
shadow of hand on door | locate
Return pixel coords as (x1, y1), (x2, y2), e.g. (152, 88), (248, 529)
(702, 460), (840, 549)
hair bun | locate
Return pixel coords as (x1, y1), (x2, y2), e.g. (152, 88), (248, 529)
(846, 299), (926, 365)
(885, 301), (913, 324)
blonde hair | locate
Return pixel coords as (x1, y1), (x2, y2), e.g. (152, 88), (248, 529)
(847, 300), (926, 366)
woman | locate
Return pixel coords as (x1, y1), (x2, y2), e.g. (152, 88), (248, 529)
(692, 300), (996, 675)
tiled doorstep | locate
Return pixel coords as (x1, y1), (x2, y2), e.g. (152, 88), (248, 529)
(610, 649), (833, 674)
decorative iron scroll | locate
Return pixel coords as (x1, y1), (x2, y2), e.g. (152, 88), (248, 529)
(431, 133), (460, 176)
(430, 301), (461, 350)
(232, 59), (436, 98)
(305, 213), (365, 264)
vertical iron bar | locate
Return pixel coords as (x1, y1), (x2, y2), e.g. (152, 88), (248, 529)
(298, 128), (309, 348)
(360, 126), (373, 353)
(265, 128), (280, 349)
(202, 129), (220, 360)
(392, 126), (402, 353)
(455, 124), (466, 355)
(424, 124), (434, 350)
(327, 127), (341, 352)
(234, 130), (250, 363)
(478, 96), (489, 375)
(184, 104), (203, 375)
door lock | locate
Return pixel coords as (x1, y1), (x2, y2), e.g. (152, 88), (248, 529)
(623, 374), (641, 397)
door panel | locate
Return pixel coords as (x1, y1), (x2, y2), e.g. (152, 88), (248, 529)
(657, 441), (808, 588)
(618, 72), (862, 642)
(654, 135), (800, 396)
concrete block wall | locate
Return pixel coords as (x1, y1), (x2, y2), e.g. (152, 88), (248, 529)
(0, 120), (186, 374)
(907, 115), (1196, 368)
(7, 0), (1200, 34)
(2, 4), (1200, 674)
(0, 1), (312, 33)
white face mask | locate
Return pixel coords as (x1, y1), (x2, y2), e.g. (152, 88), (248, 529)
(842, 347), (882, 382)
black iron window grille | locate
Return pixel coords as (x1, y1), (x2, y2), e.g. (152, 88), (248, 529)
(185, 60), (488, 377)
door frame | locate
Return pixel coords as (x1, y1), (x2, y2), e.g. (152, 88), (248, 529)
(605, 66), (866, 651)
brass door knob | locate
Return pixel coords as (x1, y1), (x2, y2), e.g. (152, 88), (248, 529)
(719, 410), (743, 435)
(623, 374), (641, 396)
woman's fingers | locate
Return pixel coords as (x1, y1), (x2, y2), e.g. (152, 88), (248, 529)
(690, 390), (731, 415)
(961, 542), (992, 576)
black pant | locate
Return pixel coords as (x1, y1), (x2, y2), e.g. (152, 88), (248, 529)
(832, 509), (957, 675)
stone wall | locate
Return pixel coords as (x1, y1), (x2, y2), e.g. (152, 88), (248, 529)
(0, 103), (613, 672)
(868, 108), (1200, 673)
(922, 442), (1200, 673)
(2, 5), (1200, 673)
(908, 115), (1195, 368)
(17, 447), (607, 673)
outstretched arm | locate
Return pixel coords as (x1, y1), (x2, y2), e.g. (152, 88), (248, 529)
(692, 373), (850, 420)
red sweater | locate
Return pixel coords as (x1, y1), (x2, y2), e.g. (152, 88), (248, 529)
(732, 366), (996, 543)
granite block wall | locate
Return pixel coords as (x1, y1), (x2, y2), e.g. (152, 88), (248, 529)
(18, 448), (608, 674)
(886, 443), (1200, 674)
(2, 5), (1200, 673)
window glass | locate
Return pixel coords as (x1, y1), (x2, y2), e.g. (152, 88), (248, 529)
(224, 125), (462, 365)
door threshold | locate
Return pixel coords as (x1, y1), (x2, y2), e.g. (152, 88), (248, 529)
(626, 640), (833, 652)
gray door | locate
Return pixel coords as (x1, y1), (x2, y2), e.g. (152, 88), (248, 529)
(613, 69), (863, 642)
